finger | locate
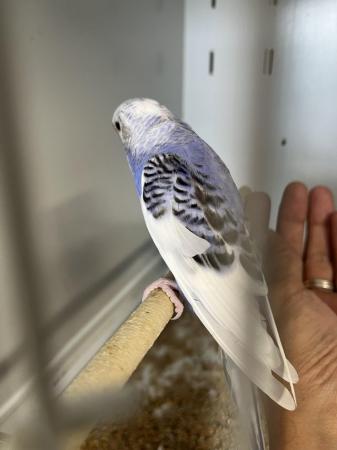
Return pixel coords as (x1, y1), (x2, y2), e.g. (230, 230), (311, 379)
(239, 185), (253, 202)
(304, 186), (334, 282)
(276, 182), (308, 256)
(244, 191), (271, 245)
(329, 211), (337, 287)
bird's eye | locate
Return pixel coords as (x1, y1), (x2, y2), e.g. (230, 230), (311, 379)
(115, 121), (121, 131)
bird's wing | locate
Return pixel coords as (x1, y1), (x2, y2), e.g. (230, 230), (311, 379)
(141, 153), (298, 410)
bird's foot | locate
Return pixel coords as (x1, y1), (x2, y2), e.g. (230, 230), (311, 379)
(142, 277), (184, 320)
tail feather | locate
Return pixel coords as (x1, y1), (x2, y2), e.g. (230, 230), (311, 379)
(222, 351), (267, 450)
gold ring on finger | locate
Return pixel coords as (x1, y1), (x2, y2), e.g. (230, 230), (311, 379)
(304, 278), (335, 292)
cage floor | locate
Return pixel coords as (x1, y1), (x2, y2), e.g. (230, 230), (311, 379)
(81, 309), (237, 450)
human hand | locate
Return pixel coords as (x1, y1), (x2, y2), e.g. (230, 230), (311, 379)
(245, 182), (337, 449)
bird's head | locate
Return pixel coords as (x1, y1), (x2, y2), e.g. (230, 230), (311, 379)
(112, 98), (174, 151)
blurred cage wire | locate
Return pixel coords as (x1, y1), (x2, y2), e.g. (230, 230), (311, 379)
(2, 0), (337, 449)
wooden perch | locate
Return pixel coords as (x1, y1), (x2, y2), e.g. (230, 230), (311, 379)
(63, 288), (174, 449)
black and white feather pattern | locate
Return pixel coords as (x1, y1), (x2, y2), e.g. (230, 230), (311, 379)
(141, 153), (298, 410)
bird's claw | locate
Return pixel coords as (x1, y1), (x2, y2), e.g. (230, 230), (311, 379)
(142, 277), (184, 320)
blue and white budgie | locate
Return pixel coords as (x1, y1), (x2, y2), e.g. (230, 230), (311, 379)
(112, 98), (298, 449)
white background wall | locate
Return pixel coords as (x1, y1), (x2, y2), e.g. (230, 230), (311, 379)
(183, 0), (270, 190)
(264, 0), (337, 213)
(184, 0), (337, 220)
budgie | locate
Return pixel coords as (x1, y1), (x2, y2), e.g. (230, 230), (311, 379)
(112, 98), (298, 449)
